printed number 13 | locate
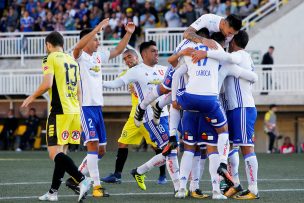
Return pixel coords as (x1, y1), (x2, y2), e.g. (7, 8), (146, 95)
(195, 45), (208, 66)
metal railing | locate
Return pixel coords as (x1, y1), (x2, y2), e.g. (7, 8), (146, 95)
(0, 65), (304, 97)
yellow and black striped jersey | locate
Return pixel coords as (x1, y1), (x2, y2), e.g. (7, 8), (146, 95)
(42, 52), (80, 114)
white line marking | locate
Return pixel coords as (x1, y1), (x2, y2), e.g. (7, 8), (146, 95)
(1, 178), (304, 186)
(0, 189), (304, 200)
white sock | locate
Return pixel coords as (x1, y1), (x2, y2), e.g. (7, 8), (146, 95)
(199, 153), (207, 180)
(208, 153), (221, 193)
(244, 153), (258, 195)
(190, 151), (201, 192)
(166, 149), (180, 191)
(87, 153), (100, 187)
(217, 132), (230, 164)
(137, 153), (166, 174)
(158, 93), (172, 109)
(228, 148), (240, 187)
(179, 150), (194, 190)
(79, 155), (89, 176)
(169, 106), (181, 134)
(140, 86), (161, 110)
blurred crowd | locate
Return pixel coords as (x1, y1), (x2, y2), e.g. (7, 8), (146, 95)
(0, 0), (272, 36)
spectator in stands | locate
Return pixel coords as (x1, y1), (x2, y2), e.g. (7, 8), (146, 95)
(125, 8), (139, 27)
(54, 12), (66, 31)
(140, 7), (156, 29)
(239, 0), (255, 18)
(264, 104), (278, 153)
(195, 0), (209, 17)
(20, 108), (40, 150)
(0, 12), (7, 32)
(0, 109), (18, 150)
(180, 2), (197, 27)
(143, 0), (159, 24)
(280, 136), (295, 154)
(25, 0), (36, 17)
(109, 12), (119, 30)
(65, 2), (76, 18)
(64, 12), (75, 30)
(262, 46), (275, 65)
(7, 6), (19, 32)
(37, 5), (46, 21)
(42, 11), (55, 31)
(76, 2), (89, 20)
(209, 0), (219, 14)
(34, 16), (43, 31)
(20, 10), (34, 32)
(165, 4), (181, 28)
(79, 14), (91, 30)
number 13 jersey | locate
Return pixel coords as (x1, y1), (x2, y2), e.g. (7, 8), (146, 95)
(76, 50), (110, 107)
(42, 51), (81, 114)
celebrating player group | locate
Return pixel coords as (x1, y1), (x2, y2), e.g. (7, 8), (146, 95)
(22, 12), (259, 202)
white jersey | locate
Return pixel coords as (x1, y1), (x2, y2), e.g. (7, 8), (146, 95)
(223, 50), (255, 110)
(190, 14), (233, 48)
(182, 41), (224, 96)
(77, 50), (110, 106)
(119, 63), (169, 122)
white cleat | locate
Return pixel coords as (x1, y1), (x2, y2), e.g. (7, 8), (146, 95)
(212, 191), (228, 200)
(78, 177), (92, 202)
(175, 188), (188, 199)
(38, 192), (58, 201)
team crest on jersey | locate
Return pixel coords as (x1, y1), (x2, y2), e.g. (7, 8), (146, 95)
(158, 70), (164, 75)
(161, 133), (168, 141)
(201, 133), (208, 140)
(89, 131), (96, 137)
(165, 78), (171, 85)
(96, 57), (101, 64)
(61, 130), (69, 140)
(72, 130), (80, 140)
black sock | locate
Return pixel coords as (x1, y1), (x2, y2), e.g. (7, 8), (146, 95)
(49, 159), (65, 193)
(114, 148), (128, 174)
(155, 148), (166, 177)
(54, 152), (84, 183)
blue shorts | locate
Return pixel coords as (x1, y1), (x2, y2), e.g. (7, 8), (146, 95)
(162, 66), (175, 90)
(144, 116), (170, 149)
(81, 106), (107, 146)
(227, 107), (257, 146)
(182, 111), (218, 146)
(177, 90), (227, 128)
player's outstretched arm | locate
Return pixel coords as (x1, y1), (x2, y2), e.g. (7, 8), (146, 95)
(103, 78), (125, 89)
(109, 22), (136, 60)
(226, 64), (258, 83)
(21, 74), (53, 108)
(73, 18), (109, 59)
(207, 50), (242, 64)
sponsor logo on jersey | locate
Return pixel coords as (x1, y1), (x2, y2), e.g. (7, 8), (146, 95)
(90, 66), (100, 73)
(72, 130), (80, 140)
(147, 79), (162, 85)
(62, 130), (69, 140)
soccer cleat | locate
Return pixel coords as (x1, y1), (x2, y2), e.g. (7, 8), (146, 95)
(38, 192), (58, 201)
(190, 189), (209, 199)
(175, 188), (188, 199)
(66, 177), (80, 194)
(92, 185), (110, 197)
(217, 163), (234, 187)
(78, 177), (92, 202)
(233, 189), (260, 200)
(212, 191), (228, 200)
(130, 168), (146, 190)
(101, 173), (122, 184)
(134, 105), (145, 127)
(157, 175), (167, 184)
(151, 101), (162, 125)
(162, 135), (178, 156)
(224, 184), (243, 197)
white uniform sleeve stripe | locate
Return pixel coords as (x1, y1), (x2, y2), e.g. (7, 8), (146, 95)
(80, 109), (89, 137)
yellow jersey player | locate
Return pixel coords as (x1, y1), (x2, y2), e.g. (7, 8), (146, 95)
(101, 49), (167, 184)
(21, 31), (91, 202)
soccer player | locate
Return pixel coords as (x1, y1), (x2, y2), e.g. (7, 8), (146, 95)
(21, 31), (91, 202)
(198, 30), (259, 199)
(101, 49), (167, 184)
(103, 41), (180, 192)
(65, 19), (135, 198)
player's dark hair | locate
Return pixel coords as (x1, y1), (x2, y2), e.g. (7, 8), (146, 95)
(233, 30), (249, 49)
(30, 108), (36, 112)
(139, 40), (156, 54)
(270, 104), (277, 109)
(226, 14), (242, 31)
(45, 31), (64, 47)
(197, 28), (210, 39)
(80, 28), (93, 39)
(211, 32), (225, 45)
(269, 46), (275, 49)
(124, 49), (138, 57)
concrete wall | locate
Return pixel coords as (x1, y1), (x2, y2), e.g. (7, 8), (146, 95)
(247, 2), (304, 64)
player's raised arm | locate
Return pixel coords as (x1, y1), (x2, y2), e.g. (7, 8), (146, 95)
(73, 18), (109, 59)
(103, 78), (125, 89)
(207, 50), (242, 64)
(104, 66), (137, 88)
(109, 22), (136, 60)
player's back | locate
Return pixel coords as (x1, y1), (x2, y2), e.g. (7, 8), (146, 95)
(224, 50), (255, 110)
(43, 51), (80, 114)
(183, 41), (223, 96)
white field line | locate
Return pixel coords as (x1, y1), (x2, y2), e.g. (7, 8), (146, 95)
(1, 178), (304, 186)
(0, 189), (304, 200)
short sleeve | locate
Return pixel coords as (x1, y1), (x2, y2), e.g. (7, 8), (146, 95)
(42, 54), (54, 75)
(97, 49), (110, 64)
(119, 67), (137, 85)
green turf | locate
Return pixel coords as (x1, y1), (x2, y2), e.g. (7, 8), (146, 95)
(0, 151), (303, 202)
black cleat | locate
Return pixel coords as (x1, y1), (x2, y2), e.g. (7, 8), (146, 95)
(134, 105), (145, 127)
(152, 101), (163, 125)
(217, 163), (234, 187)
